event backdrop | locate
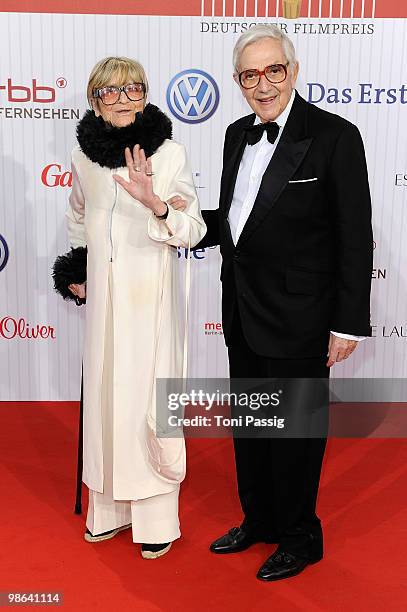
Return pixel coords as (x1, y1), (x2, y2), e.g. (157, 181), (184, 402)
(0, 1), (406, 400)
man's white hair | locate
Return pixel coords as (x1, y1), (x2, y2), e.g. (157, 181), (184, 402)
(233, 24), (297, 74)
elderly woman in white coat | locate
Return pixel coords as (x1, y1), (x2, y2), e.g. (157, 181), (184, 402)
(66, 56), (206, 559)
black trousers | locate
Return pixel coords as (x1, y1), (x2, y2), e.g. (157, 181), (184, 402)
(228, 310), (329, 561)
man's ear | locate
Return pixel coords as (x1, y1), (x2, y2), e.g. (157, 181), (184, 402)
(233, 73), (239, 85)
(291, 61), (299, 85)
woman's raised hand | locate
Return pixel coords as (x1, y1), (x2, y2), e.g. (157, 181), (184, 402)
(113, 144), (167, 216)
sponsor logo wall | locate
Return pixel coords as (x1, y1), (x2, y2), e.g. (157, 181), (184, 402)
(0, 4), (406, 399)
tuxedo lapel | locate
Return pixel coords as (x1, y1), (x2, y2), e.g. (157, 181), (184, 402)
(236, 93), (313, 248)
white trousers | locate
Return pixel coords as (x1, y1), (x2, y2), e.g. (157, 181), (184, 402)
(86, 487), (180, 544)
(85, 266), (181, 544)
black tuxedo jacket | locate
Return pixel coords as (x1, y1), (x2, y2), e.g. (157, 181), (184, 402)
(198, 92), (373, 358)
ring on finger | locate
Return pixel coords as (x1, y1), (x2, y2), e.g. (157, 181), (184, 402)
(145, 171), (154, 176)
(133, 165), (141, 172)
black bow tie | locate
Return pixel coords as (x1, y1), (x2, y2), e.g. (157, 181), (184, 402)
(244, 121), (280, 146)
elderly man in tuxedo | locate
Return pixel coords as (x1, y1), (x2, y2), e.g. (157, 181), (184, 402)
(198, 24), (373, 581)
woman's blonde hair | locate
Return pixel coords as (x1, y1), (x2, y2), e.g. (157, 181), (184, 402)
(87, 56), (149, 105)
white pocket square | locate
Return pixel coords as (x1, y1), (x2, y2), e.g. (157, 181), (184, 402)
(288, 177), (318, 183)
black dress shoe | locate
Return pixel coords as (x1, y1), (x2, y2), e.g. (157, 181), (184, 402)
(210, 527), (261, 554)
(257, 550), (321, 581)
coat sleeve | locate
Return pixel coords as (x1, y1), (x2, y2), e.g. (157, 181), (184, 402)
(191, 209), (220, 249)
(147, 144), (206, 248)
(191, 123), (232, 250)
(329, 123), (373, 336)
(66, 162), (86, 248)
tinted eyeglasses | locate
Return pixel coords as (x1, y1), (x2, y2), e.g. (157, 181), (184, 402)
(93, 83), (146, 105)
(238, 63), (289, 89)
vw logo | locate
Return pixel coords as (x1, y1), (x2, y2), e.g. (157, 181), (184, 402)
(166, 69), (220, 124)
(0, 234), (9, 272)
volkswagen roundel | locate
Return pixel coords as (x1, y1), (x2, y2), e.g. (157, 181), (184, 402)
(166, 69), (220, 124)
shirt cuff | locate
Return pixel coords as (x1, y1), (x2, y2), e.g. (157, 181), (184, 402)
(331, 331), (367, 342)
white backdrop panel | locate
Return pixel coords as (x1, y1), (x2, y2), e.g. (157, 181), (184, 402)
(0, 14), (406, 399)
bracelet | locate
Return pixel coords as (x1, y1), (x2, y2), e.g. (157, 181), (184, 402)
(154, 202), (169, 220)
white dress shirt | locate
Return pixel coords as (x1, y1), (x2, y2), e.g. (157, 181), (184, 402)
(227, 90), (364, 342)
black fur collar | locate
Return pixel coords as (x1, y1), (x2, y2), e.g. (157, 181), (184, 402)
(76, 103), (173, 169)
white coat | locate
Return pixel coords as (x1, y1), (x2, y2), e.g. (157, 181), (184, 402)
(66, 139), (206, 500)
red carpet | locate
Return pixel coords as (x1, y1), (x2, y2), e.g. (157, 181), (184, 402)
(1, 402), (407, 611)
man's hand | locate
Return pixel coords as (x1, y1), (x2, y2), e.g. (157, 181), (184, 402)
(168, 195), (187, 211)
(327, 333), (358, 367)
